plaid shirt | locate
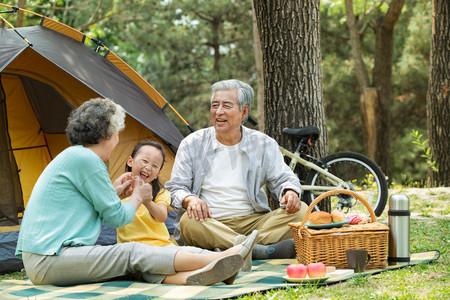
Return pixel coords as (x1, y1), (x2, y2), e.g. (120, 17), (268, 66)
(165, 126), (301, 244)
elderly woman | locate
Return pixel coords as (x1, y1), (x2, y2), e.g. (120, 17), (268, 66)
(15, 98), (256, 286)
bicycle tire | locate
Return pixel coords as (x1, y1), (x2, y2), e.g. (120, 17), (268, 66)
(303, 151), (388, 217)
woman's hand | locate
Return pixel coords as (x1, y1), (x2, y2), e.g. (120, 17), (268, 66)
(113, 172), (134, 199)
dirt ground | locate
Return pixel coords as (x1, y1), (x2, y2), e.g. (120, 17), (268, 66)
(388, 187), (450, 219)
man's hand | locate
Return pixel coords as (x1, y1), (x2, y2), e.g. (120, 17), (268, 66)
(280, 190), (302, 215)
(183, 195), (212, 222)
(113, 172), (134, 199)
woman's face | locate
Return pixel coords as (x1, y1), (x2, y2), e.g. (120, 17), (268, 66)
(101, 132), (119, 161)
(127, 145), (163, 184)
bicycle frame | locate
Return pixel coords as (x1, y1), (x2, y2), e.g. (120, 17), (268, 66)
(279, 146), (350, 194)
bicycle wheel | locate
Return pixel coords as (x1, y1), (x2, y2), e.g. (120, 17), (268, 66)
(303, 151), (388, 217)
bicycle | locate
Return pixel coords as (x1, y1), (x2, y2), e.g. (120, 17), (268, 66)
(280, 126), (388, 217)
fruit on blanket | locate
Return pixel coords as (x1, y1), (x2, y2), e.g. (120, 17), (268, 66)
(307, 262), (327, 278)
(331, 210), (346, 223)
(286, 263), (307, 278)
(309, 211), (332, 225)
(346, 213), (363, 224)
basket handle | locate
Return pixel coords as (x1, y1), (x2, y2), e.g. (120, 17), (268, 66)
(298, 189), (377, 228)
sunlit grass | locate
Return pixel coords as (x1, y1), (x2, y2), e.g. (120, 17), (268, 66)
(1, 188), (449, 299)
(238, 187), (449, 300)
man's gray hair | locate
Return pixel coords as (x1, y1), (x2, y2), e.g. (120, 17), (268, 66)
(210, 79), (254, 123)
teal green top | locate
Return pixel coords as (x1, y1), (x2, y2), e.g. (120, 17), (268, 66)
(16, 145), (135, 259)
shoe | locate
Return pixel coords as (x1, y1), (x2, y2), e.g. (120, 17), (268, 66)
(223, 230), (260, 284)
(238, 230), (259, 261)
(234, 235), (252, 271)
(236, 230), (260, 271)
(185, 254), (243, 286)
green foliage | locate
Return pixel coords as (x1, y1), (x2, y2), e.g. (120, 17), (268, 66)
(1, 0), (435, 184)
(410, 129), (438, 172)
(320, 0), (432, 184)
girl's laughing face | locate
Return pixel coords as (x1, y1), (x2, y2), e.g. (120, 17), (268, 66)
(127, 145), (163, 184)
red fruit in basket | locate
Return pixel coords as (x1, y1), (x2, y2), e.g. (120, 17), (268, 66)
(347, 213), (363, 224)
(307, 262), (327, 278)
(287, 263), (307, 278)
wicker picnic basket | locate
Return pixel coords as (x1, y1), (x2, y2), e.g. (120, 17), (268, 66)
(289, 189), (389, 269)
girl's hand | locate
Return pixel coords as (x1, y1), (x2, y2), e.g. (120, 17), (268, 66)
(133, 176), (153, 206)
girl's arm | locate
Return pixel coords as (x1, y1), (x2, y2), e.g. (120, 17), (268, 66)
(145, 201), (168, 223)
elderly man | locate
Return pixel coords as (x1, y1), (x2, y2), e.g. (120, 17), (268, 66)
(166, 79), (307, 264)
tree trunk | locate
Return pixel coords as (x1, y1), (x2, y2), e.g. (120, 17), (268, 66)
(426, 0), (450, 187)
(253, 0), (327, 155)
(211, 17), (221, 77)
(17, 0), (27, 27)
(253, 0), (328, 209)
(360, 88), (378, 160)
(344, 0), (375, 160)
(344, 0), (405, 181)
(252, 4), (265, 132)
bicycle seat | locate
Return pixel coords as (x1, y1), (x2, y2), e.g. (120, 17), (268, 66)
(282, 126), (320, 141)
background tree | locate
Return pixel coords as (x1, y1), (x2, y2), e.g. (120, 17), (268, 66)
(2, 0), (445, 187)
(114, 0), (256, 135)
(426, 0), (449, 187)
(320, 1), (433, 185)
(253, 0), (328, 208)
(253, 0), (328, 157)
(344, 0), (405, 181)
(252, 3), (264, 132)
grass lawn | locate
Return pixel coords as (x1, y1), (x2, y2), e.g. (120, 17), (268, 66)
(1, 188), (449, 299)
(238, 187), (450, 299)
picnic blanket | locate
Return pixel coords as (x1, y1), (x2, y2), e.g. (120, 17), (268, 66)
(0, 251), (440, 300)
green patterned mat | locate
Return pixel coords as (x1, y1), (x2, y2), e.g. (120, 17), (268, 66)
(0, 251), (440, 299)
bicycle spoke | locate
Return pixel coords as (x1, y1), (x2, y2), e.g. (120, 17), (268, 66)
(304, 152), (388, 217)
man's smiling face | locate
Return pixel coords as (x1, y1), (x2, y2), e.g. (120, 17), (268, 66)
(210, 89), (248, 145)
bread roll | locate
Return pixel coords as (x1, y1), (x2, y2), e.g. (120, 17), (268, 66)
(309, 211), (332, 225)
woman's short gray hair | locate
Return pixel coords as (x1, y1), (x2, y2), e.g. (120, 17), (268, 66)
(210, 79), (254, 122)
(66, 98), (126, 145)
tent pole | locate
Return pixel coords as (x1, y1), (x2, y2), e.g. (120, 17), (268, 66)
(0, 15), (33, 46)
(166, 103), (195, 133)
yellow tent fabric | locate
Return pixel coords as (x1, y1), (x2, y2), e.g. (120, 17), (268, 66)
(0, 12), (185, 221)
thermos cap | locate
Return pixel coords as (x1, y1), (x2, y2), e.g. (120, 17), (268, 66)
(389, 194), (410, 210)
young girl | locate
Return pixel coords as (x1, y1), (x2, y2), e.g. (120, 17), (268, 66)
(116, 141), (258, 284)
(116, 141), (174, 247)
(116, 141), (258, 256)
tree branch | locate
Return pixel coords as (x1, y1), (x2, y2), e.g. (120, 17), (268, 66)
(194, 11), (214, 23)
(382, 0), (405, 30)
(344, 0), (370, 89)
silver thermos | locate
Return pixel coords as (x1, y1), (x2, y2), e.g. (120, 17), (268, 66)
(388, 194), (410, 265)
